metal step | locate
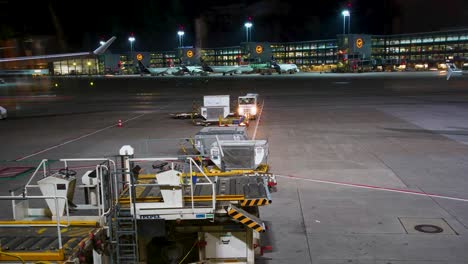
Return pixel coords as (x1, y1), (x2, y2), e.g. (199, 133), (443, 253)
(227, 204), (266, 233)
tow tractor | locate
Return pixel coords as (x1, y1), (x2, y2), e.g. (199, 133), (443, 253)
(238, 93), (259, 120)
(0, 127), (276, 264)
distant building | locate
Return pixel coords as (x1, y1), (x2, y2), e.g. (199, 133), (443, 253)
(3, 28), (467, 75)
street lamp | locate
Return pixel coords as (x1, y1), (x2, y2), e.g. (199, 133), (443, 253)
(342, 10), (350, 34)
(244, 22), (253, 42)
(177, 30), (185, 48)
(128, 35), (135, 71)
(99, 40), (105, 46)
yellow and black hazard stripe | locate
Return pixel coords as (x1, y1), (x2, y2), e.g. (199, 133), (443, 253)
(227, 206), (265, 233)
(241, 198), (270, 207)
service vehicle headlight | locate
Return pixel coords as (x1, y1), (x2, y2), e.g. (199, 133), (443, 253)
(250, 106), (257, 115)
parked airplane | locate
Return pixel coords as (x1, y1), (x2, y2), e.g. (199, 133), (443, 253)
(202, 64), (254, 76)
(446, 63), (465, 80)
(182, 65), (208, 76)
(271, 61), (300, 74)
(137, 61), (185, 76)
(0, 37), (116, 64)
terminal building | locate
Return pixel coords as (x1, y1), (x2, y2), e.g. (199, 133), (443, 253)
(6, 28), (468, 75)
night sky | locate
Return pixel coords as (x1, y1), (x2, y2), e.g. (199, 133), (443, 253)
(1, 0), (467, 52)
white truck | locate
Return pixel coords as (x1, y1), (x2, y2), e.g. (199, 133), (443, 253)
(200, 95), (231, 122)
(238, 93), (259, 119)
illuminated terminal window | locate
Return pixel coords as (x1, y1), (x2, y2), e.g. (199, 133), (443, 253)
(53, 58), (100, 75)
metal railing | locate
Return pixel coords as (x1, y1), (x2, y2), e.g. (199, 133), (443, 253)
(23, 159), (49, 196)
(127, 157), (216, 213)
(0, 194), (70, 249)
(59, 158), (118, 226)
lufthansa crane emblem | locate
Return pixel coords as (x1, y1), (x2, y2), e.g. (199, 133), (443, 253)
(356, 38), (364, 49)
(136, 53), (143, 61)
(255, 45), (263, 54)
(186, 50), (194, 58)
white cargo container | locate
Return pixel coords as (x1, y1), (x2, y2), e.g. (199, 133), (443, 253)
(201, 95), (230, 122)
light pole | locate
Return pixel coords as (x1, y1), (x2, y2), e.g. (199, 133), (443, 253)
(244, 21), (252, 42)
(342, 10), (350, 34)
(177, 30), (185, 48)
(128, 35), (135, 69)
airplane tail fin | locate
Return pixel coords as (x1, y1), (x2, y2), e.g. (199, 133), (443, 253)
(271, 59), (280, 73)
(137, 61), (150, 74)
(201, 61), (213, 72)
(93, 36), (116, 55)
(446, 63), (453, 81)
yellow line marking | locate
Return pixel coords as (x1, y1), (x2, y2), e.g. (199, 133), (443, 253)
(36, 228), (47, 235)
(0, 220), (98, 227)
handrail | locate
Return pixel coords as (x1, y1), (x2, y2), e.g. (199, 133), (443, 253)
(127, 157), (217, 212)
(23, 159), (49, 196)
(0, 195), (70, 249)
(59, 158), (117, 227)
(187, 157), (216, 211)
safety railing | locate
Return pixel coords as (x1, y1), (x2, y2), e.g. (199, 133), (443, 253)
(127, 157), (216, 214)
(23, 159), (49, 196)
(0, 195), (70, 250)
(59, 158), (117, 226)
(18, 158), (117, 228)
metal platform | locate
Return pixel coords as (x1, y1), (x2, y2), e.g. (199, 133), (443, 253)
(0, 225), (100, 262)
(119, 175), (271, 206)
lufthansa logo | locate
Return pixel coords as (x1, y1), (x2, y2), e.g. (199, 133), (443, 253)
(136, 54), (143, 61)
(186, 50), (194, 58)
(255, 45), (263, 54)
(356, 38), (363, 49)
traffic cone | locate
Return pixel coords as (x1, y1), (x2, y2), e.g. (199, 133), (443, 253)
(117, 119), (122, 127)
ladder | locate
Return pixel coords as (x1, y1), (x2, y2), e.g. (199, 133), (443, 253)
(113, 167), (139, 264)
(115, 205), (139, 264)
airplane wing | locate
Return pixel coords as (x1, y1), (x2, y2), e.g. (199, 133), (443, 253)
(0, 36), (116, 64)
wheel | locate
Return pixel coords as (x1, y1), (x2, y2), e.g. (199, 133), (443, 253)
(58, 168), (77, 178)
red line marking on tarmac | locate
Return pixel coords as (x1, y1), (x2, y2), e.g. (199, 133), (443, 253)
(15, 114), (146, 161)
(252, 100), (265, 140)
(278, 174), (468, 203)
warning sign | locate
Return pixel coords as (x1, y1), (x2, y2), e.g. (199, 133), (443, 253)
(136, 53), (143, 61)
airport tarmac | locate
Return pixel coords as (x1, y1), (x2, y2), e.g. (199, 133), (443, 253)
(1, 72), (468, 263)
